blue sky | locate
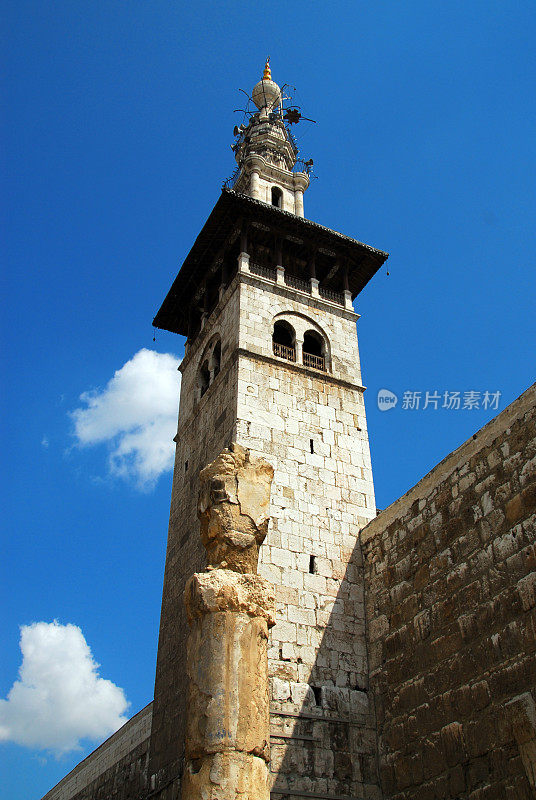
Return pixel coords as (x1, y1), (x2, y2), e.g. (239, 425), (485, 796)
(1, 2), (535, 797)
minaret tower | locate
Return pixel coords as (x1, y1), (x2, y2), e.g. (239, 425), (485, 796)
(148, 63), (388, 799)
(231, 59), (309, 216)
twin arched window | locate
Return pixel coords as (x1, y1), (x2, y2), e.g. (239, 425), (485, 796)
(272, 320), (327, 371)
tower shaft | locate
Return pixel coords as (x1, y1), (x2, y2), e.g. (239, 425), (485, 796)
(149, 64), (388, 799)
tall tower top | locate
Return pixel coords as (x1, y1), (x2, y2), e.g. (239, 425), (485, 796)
(229, 61), (309, 215)
(251, 58), (282, 117)
(154, 62), (388, 341)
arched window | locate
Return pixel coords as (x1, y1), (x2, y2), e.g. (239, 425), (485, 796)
(271, 186), (283, 208)
(302, 330), (326, 371)
(199, 360), (210, 396)
(196, 336), (222, 401)
(272, 320), (296, 362)
(211, 340), (221, 378)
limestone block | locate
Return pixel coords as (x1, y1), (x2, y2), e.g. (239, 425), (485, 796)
(198, 443), (274, 573)
(290, 681), (316, 708)
(505, 693), (536, 789)
(271, 677), (291, 701)
(182, 444), (276, 800)
(182, 751), (269, 799)
(184, 606), (271, 760)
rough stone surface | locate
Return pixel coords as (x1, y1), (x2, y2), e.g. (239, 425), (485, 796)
(182, 445), (275, 800)
(197, 443), (274, 573)
(40, 704), (152, 800)
(182, 751), (270, 800)
(185, 569), (275, 627)
(148, 263), (378, 799)
(362, 382), (536, 800)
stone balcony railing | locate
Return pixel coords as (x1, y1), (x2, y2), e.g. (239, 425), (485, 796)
(249, 263), (277, 281)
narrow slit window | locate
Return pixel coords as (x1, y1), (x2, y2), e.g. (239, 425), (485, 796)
(309, 555), (316, 574)
(184, 460), (189, 472)
(212, 340), (221, 378)
(310, 439), (314, 453)
(199, 360), (210, 396)
(312, 686), (322, 706)
(271, 186), (283, 208)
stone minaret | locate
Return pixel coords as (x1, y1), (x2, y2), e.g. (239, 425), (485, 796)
(231, 59), (309, 216)
(149, 62), (388, 799)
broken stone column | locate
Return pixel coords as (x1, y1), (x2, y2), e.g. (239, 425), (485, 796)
(182, 443), (275, 800)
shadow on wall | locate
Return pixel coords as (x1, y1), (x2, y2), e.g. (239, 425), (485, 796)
(362, 386), (536, 798)
(268, 525), (382, 798)
(269, 382), (536, 800)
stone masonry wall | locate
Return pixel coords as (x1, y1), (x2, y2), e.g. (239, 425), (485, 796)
(362, 383), (536, 799)
(235, 269), (380, 798)
(42, 704), (152, 800)
(148, 280), (241, 796)
(150, 258), (382, 799)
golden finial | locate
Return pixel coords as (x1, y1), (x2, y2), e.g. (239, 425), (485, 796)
(262, 57), (271, 81)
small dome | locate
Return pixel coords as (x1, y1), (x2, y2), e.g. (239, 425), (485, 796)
(252, 59), (281, 112)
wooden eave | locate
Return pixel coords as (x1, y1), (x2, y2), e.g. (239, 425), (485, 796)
(153, 188), (388, 336)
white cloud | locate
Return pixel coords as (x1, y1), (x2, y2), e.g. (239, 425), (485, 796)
(70, 348), (181, 489)
(0, 621), (129, 755)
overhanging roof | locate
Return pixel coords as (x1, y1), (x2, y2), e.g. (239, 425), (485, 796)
(153, 188), (388, 335)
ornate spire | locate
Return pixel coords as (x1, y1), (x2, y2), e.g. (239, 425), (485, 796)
(252, 59), (281, 114)
(228, 62), (310, 217)
(262, 57), (271, 81)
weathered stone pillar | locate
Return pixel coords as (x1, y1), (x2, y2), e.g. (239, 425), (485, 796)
(182, 444), (275, 800)
(294, 187), (304, 217)
(250, 169), (261, 199)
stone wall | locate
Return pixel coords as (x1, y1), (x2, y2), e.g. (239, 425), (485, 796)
(42, 704), (152, 800)
(149, 258), (381, 799)
(148, 278), (241, 796)
(362, 383), (536, 799)
(235, 269), (379, 798)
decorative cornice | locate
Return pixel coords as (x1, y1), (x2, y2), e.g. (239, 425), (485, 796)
(237, 347), (365, 393)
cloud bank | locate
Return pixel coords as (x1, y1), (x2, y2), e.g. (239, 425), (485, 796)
(71, 348), (181, 489)
(0, 621), (129, 754)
